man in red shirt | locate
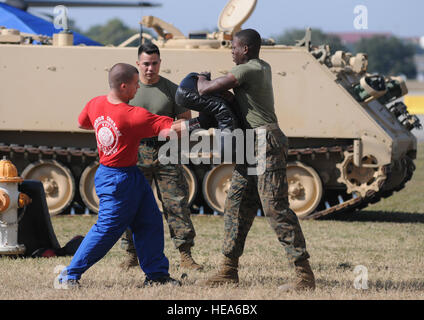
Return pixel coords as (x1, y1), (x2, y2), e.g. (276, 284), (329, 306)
(58, 63), (183, 288)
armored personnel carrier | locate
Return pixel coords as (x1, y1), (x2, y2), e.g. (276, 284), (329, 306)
(0, 0), (420, 218)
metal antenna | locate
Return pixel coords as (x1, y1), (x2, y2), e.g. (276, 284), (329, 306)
(139, 6), (143, 46)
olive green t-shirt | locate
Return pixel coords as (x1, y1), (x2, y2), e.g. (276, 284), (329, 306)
(129, 76), (187, 118)
(230, 59), (278, 129)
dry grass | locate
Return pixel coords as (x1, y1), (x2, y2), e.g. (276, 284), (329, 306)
(1, 145), (423, 301)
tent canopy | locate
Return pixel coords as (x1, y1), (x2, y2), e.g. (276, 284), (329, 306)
(0, 2), (101, 46)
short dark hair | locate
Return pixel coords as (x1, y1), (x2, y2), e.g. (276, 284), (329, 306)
(108, 63), (139, 89)
(138, 42), (160, 58)
(234, 29), (261, 58)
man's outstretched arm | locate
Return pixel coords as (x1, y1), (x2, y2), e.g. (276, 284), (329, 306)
(197, 73), (239, 96)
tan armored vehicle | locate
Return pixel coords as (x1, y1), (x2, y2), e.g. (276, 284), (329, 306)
(0, 0), (420, 218)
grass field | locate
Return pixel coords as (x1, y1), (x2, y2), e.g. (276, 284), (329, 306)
(1, 145), (423, 301)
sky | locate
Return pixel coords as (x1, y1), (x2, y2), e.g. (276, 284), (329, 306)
(29, 0), (424, 39)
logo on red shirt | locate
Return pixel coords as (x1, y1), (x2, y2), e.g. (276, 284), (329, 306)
(94, 116), (122, 156)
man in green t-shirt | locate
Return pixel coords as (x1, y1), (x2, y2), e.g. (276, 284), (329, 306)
(119, 43), (203, 271)
(196, 29), (315, 291)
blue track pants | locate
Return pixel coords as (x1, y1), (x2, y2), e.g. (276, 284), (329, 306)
(61, 164), (169, 281)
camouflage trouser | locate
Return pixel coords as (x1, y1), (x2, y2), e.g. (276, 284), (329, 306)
(120, 142), (196, 252)
(222, 125), (310, 264)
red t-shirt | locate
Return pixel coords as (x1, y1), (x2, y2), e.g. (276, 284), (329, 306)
(78, 95), (173, 167)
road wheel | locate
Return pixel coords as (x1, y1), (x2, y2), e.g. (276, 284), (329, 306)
(79, 162), (99, 213)
(202, 163), (235, 214)
(151, 164), (198, 212)
(287, 161), (323, 218)
(22, 160), (75, 216)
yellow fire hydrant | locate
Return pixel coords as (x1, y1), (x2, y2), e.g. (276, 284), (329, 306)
(0, 159), (31, 255)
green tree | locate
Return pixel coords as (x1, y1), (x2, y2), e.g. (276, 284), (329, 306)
(83, 19), (140, 46)
(354, 36), (417, 79)
(273, 28), (347, 53)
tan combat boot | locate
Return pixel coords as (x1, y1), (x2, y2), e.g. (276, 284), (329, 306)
(202, 256), (239, 287)
(179, 243), (204, 271)
(278, 259), (316, 292)
(119, 250), (139, 270)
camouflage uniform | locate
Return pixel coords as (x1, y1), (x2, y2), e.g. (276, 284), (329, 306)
(202, 41), (314, 288)
(222, 124), (310, 264)
(120, 140), (196, 253)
